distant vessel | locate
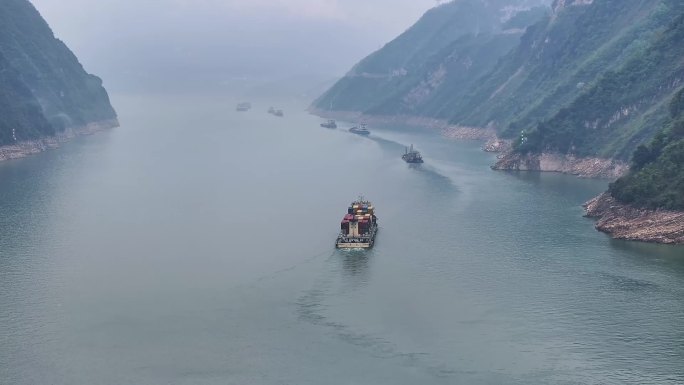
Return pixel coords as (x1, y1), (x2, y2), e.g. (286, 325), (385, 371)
(320, 119), (337, 128)
(336, 197), (378, 249)
(349, 124), (370, 136)
(402, 144), (424, 163)
(236, 102), (252, 111)
(268, 107), (284, 117)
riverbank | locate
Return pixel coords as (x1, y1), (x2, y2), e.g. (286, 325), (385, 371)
(584, 193), (684, 245)
(492, 151), (628, 179)
(310, 109), (628, 178)
(0, 119), (119, 162)
(309, 108), (498, 142)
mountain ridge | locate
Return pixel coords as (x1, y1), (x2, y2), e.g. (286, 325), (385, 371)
(0, 0), (117, 154)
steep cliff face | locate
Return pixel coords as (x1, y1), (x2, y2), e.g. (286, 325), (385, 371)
(458, 0), (683, 159)
(512, 7), (684, 160)
(0, 51), (54, 144)
(312, 0), (550, 115)
(0, 0), (117, 147)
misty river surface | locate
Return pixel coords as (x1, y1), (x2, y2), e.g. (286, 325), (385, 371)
(1, 92), (684, 385)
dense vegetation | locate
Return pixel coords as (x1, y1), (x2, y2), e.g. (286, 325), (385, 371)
(315, 0), (684, 160)
(515, 6), (684, 158)
(608, 88), (684, 210)
(0, 0), (116, 146)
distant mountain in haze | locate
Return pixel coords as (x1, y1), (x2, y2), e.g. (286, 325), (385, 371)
(30, 0), (442, 94)
(0, 0), (116, 146)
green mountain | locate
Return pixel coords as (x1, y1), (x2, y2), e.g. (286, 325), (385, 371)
(510, 1), (684, 159)
(0, 0), (116, 146)
(314, 0), (684, 161)
(313, 0), (550, 116)
(608, 88), (684, 210)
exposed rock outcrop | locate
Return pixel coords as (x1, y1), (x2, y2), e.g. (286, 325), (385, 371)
(584, 193), (684, 245)
(482, 138), (512, 153)
(492, 151), (628, 179)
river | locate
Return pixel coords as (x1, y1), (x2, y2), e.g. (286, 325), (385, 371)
(1, 92), (683, 384)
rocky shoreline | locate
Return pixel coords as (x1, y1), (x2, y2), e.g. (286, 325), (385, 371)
(492, 151), (628, 179)
(584, 193), (684, 245)
(0, 119), (119, 162)
(310, 109), (628, 178)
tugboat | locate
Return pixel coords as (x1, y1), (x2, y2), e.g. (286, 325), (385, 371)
(402, 144), (424, 163)
(320, 119), (337, 128)
(236, 102), (252, 111)
(349, 124), (370, 136)
(336, 197), (378, 249)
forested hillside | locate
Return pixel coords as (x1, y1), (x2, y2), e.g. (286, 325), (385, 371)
(608, 88), (684, 210)
(0, 0), (116, 146)
(511, 1), (684, 159)
(314, 0), (684, 160)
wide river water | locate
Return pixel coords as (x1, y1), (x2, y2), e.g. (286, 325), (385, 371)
(1, 93), (683, 385)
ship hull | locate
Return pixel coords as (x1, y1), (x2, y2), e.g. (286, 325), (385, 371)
(336, 226), (378, 249)
(402, 157), (424, 164)
(336, 242), (372, 249)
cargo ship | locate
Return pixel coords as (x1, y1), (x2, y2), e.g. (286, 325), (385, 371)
(336, 197), (378, 249)
(349, 124), (370, 136)
(402, 144), (424, 163)
(320, 119), (337, 128)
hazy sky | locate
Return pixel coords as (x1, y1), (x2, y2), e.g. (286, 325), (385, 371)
(31, 0), (441, 92)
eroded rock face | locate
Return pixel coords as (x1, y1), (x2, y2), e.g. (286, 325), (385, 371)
(483, 138), (512, 153)
(584, 193), (684, 245)
(492, 151), (628, 179)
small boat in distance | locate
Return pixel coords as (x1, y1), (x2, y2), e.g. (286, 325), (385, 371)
(349, 124), (370, 136)
(402, 144), (424, 163)
(320, 119), (337, 128)
(336, 197), (378, 249)
(236, 102), (251, 111)
(268, 107), (284, 117)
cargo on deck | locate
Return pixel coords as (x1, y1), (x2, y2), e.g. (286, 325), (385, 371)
(335, 197), (378, 249)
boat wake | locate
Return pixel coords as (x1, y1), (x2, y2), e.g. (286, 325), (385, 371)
(367, 134), (463, 191)
(295, 254), (467, 381)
